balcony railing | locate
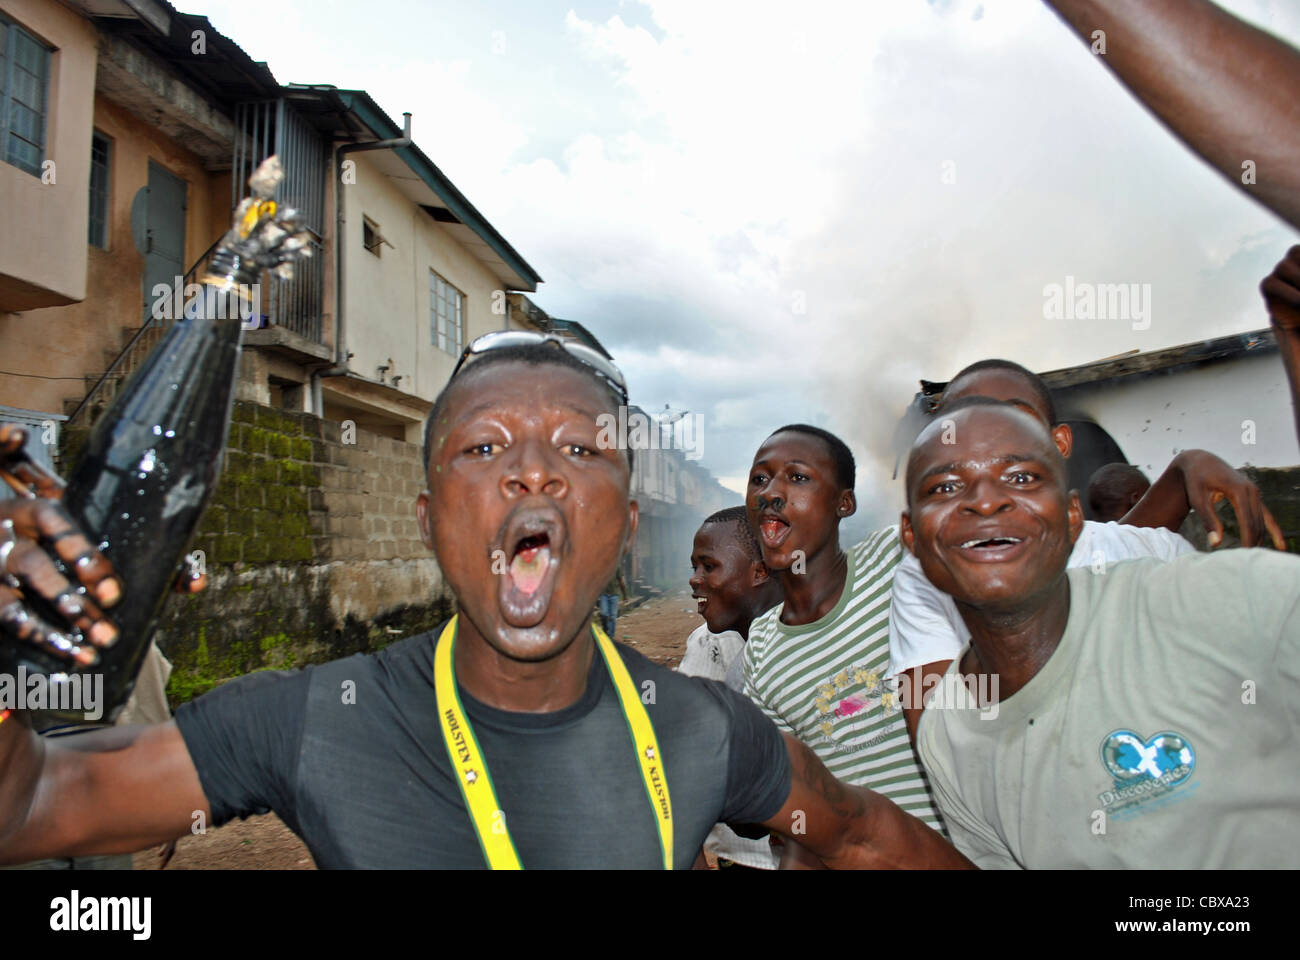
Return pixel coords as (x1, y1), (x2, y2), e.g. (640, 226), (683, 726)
(65, 236), (223, 430)
(234, 99), (328, 344)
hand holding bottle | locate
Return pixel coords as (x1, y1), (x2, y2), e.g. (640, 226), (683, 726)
(0, 155), (304, 724)
(0, 424), (206, 668)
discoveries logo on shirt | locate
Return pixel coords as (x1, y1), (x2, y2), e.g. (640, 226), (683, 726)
(1097, 729), (1197, 820)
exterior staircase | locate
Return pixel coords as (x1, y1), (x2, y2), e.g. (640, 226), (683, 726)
(62, 239), (222, 430)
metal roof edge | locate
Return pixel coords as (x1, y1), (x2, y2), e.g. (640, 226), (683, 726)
(335, 90), (542, 292)
(1038, 327), (1278, 391)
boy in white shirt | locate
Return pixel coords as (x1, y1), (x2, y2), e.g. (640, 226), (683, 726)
(680, 506), (782, 870)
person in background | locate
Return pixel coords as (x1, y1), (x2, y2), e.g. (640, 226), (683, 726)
(681, 506), (783, 871)
(597, 568), (627, 639)
(741, 424), (948, 858)
(1087, 464), (1151, 523)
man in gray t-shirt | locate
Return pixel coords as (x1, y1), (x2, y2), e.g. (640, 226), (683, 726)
(901, 399), (1300, 869)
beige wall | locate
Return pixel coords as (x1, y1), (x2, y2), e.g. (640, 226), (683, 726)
(0, 85), (227, 415)
(340, 152), (512, 406)
(0, 0), (98, 310)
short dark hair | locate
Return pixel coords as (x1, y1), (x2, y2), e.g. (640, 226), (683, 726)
(702, 505), (761, 561)
(1087, 462), (1150, 516)
(766, 424), (855, 491)
(944, 358), (1058, 427)
(423, 343), (630, 473)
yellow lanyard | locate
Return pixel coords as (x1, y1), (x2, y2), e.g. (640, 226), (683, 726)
(433, 615), (674, 869)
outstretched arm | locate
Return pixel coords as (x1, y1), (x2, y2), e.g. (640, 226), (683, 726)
(1044, 0), (1300, 230)
(0, 713), (208, 863)
(0, 426), (212, 863)
(762, 734), (973, 869)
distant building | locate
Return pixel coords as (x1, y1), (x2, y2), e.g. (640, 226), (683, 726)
(0, 0), (731, 588)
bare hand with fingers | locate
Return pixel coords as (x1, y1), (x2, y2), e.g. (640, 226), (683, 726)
(1174, 449), (1286, 550)
(1262, 244), (1300, 331)
(0, 424), (205, 669)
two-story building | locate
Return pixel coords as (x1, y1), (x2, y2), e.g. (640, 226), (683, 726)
(0, 0), (544, 453)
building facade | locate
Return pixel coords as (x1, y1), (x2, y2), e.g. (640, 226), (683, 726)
(0, 1), (544, 450)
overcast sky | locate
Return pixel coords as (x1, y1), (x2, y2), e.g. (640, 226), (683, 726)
(198, 0), (1300, 535)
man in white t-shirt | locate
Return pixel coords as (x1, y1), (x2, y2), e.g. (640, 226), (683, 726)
(679, 506), (782, 870)
(891, 358), (1284, 741)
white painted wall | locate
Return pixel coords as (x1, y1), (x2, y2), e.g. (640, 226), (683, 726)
(1055, 351), (1300, 474)
(344, 153), (512, 404)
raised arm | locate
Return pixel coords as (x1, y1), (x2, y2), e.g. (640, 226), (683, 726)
(762, 734), (973, 869)
(1044, 0), (1300, 230)
(1262, 245), (1300, 450)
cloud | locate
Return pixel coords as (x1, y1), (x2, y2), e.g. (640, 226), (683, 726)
(200, 0), (1300, 532)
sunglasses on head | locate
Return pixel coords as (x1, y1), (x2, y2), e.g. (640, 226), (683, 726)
(450, 331), (629, 405)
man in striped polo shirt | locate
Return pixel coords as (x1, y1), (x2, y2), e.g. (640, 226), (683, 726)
(742, 425), (945, 858)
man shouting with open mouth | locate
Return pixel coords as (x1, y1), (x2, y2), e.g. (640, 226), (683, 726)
(0, 333), (968, 869)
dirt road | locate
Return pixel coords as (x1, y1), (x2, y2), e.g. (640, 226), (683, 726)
(137, 588), (702, 870)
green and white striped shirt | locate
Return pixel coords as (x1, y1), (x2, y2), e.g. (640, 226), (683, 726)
(742, 526), (946, 833)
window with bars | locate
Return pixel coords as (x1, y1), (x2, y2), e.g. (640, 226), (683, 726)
(88, 132), (110, 248)
(430, 270), (465, 356)
(0, 14), (51, 178)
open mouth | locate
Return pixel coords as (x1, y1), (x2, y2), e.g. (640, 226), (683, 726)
(954, 534), (1028, 562)
(758, 514), (791, 548)
(496, 508), (565, 627)
(511, 533), (551, 595)
(693, 594), (709, 615)
(959, 536), (1024, 550)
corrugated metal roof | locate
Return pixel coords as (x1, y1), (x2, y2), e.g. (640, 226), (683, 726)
(1038, 328), (1277, 390)
(91, 1), (282, 106)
